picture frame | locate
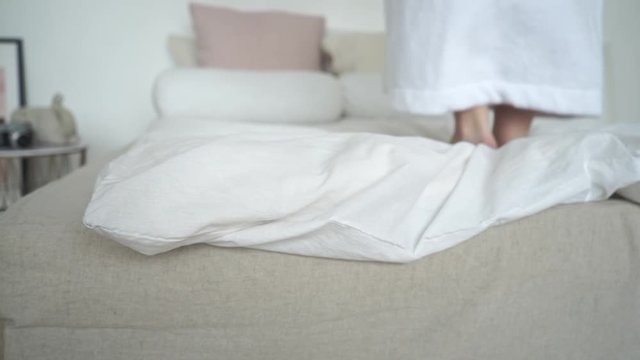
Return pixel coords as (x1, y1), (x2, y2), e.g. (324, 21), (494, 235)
(0, 38), (27, 123)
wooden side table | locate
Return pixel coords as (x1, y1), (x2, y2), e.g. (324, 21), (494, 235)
(0, 143), (87, 211)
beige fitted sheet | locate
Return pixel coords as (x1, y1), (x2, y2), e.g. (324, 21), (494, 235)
(2, 153), (640, 359)
(1, 119), (639, 359)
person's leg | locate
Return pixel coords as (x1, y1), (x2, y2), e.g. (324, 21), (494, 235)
(492, 105), (535, 147)
(452, 105), (497, 148)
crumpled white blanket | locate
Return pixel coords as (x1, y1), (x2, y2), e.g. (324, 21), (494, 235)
(84, 118), (640, 263)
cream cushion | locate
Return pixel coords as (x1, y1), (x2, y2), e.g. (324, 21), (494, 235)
(167, 35), (196, 67)
(323, 31), (386, 74)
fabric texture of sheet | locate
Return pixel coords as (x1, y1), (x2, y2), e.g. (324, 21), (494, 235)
(384, 0), (604, 116)
(83, 118), (640, 262)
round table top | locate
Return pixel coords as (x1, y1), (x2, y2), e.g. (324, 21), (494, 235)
(0, 142), (87, 158)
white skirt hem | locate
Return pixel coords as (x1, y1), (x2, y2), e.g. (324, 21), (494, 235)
(389, 82), (602, 117)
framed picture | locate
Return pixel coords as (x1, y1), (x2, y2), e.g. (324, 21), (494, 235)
(0, 38), (27, 123)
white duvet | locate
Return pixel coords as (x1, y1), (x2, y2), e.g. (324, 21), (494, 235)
(84, 118), (640, 263)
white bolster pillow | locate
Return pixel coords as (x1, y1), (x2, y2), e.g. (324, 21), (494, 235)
(154, 69), (343, 123)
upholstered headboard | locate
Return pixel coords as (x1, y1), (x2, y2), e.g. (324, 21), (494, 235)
(167, 31), (387, 75)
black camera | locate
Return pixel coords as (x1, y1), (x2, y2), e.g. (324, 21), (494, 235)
(0, 122), (34, 149)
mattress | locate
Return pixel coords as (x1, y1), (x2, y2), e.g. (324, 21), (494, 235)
(1, 117), (639, 360)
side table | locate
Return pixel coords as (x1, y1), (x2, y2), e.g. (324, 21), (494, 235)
(0, 142), (87, 211)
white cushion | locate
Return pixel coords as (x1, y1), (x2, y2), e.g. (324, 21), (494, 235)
(154, 69), (343, 123)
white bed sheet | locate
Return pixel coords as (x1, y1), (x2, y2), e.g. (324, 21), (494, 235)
(82, 117), (640, 262)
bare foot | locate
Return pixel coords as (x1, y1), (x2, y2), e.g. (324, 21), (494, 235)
(452, 106), (498, 148)
(493, 105), (535, 146)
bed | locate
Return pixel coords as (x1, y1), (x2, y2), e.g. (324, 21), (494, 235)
(2, 110), (640, 359)
(4, 3), (640, 355)
(3, 25), (640, 354)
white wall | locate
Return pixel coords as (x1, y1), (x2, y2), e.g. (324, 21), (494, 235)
(603, 0), (640, 123)
(0, 0), (638, 161)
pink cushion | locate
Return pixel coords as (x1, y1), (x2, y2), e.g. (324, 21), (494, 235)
(190, 3), (325, 70)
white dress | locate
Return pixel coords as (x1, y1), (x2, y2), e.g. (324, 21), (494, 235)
(384, 0), (603, 116)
